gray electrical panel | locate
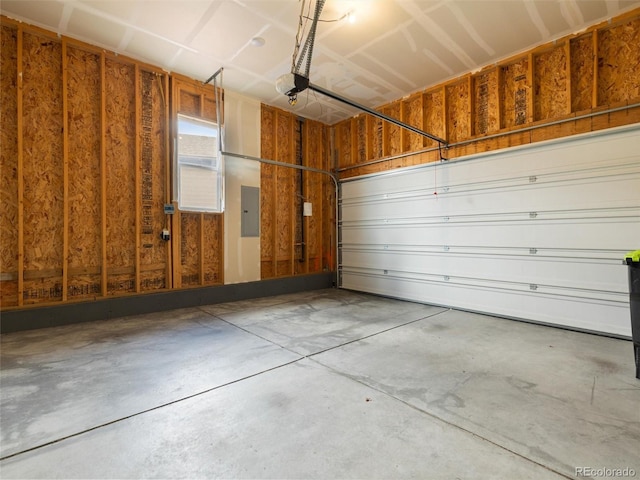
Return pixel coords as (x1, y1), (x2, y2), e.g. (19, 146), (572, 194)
(241, 185), (260, 237)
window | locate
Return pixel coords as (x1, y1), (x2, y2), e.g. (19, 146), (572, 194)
(175, 114), (224, 213)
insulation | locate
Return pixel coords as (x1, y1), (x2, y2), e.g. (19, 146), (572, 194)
(67, 46), (102, 299)
(473, 69), (500, 135)
(180, 213), (200, 286)
(104, 58), (136, 294)
(501, 58), (530, 128)
(446, 80), (471, 143)
(0, 25), (18, 306)
(22, 32), (64, 303)
(570, 34), (594, 112)
(597, 17), (640, 105)
(534, 45), (569, 121)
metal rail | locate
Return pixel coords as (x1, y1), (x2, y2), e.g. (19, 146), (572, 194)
(308, 82), (448, 146)
(337, 102), (640, 172)
(221, 150), (340, 281)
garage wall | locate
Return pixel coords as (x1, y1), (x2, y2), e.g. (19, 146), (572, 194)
(340, 125), (640, 337)
(224, 91), (261, 284)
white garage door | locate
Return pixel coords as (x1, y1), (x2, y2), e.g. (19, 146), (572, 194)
(340, 125), (640, 337)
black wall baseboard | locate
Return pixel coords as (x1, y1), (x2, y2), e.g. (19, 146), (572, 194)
(0, 272), (336, 333)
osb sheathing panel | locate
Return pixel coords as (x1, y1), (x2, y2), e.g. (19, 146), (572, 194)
(293, 120), (303, 266)
(260, 106), (274, 270)
(571, 34), (594, 112)
(139, 71), (167, 292)
(261, 160), (275, 263)
(203, 97), (218, 122)
(203, 214), (222, 284)
(276, 260), (291, 277)
(473, 69), (500, 135)
(356, 115), (367, 163)
(424, 90), (445, 147)
(180, 213), (200, 286)
(1, 25), (18, 306)
(597, 17), (640, 105)
(534, 45), (569, 121)
(501, 58), (530, 128)
(22, 32), (64, 303)
(404, 94), (424, 151)
(446, 81), (471, 143)
(385, 102), (402, 156)
(261, 261), (274, 279)
(369, 116), (384, 159)
(276, 112), (292, 262)
(336, 11), (640, 180)
(336, 120), (352, 167)
(306, 121), (324, 267)
(67, 46), (102, 299)
(105, 59), (136, 295)
(179, 90), (201, 117)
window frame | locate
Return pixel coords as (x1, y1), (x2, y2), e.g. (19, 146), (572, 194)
(174, 113), (224, 213)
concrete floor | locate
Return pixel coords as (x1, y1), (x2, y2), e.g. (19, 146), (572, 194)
(1, 288), (638, 479)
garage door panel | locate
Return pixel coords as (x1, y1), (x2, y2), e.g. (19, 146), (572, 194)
(342, 250), (626, 294)
(340, 126), (640, 335)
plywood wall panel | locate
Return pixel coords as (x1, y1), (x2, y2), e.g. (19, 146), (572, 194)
(597, 17), (640, 105)
(534, 45), (569, 121)
(501, 58), (530, 128)
(105, 59), (136, 295)
(336, 120), (352, 167)
(446, 81), (471, 143)
(260, 106), (275, 277)
(275, 112), (293, 273)
(356, 115), (367, 163)
(306, 121), (324, 272)
(179, 90), (201, 117)
(473, 69), (500, 135)
(403, 94), (424, 151)
(369, 116), (383, 159)
(180, 213), (200, 286)
(1, 25), (19, 306)
(67, 46), (102, 300)
(570, 34), (595, 112)
(424, 89), (445, 147)
(22, 32), (64, 304)
(139, 71), (168, 291)
(385, 102), (402, 156)
(293, 119), (303, 269)
(203, 97), (218, 122)
(203, 214), (222, 284)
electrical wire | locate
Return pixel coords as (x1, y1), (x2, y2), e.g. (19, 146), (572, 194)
(291, 0), (307, 72)
(302, 12), (349, 22)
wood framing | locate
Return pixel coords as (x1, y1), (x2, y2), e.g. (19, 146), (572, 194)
(334, 9), (640, 177)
